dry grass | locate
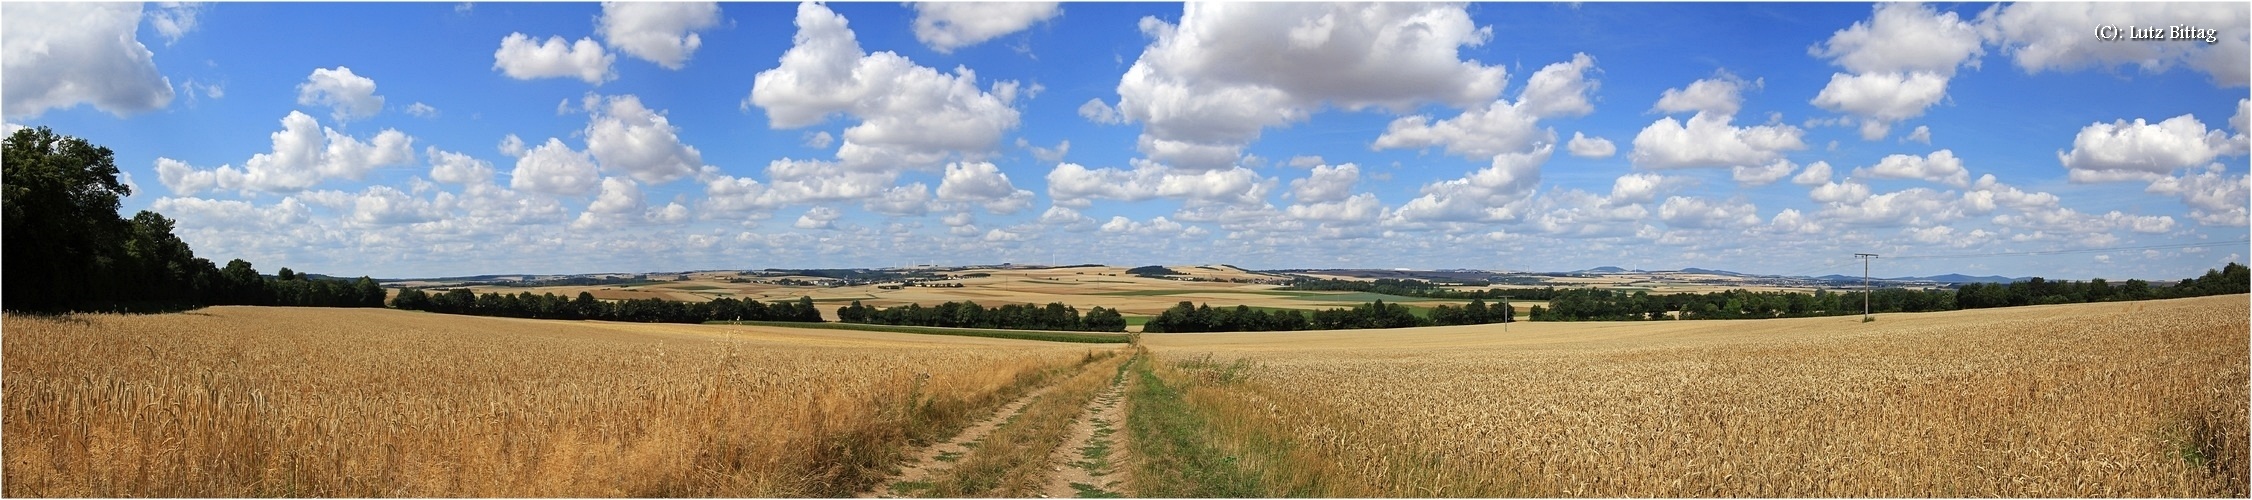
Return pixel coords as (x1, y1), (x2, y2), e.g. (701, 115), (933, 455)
(923, 351), (1129, 497)
(2, 307), (1094, 497)
(1143, 294), (2251, 497)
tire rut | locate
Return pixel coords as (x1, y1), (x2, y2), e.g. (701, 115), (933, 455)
(858, 379), (1065, 498)
(1041, 369), (1130, 498)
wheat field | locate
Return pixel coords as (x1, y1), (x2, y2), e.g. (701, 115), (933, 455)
(2, 307), (1103, 497)
(1143, 294), (2251, 497)
(8, 296), (2244, 497)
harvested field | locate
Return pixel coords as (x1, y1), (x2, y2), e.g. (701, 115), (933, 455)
(422, 267), (1517, 323)
(585, 289), (682, 301)
(1138, 294), (2251, 497)
(2, 307), (1113, 497)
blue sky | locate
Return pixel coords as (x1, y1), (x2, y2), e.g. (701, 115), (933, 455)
(4, 2), (2247, 280)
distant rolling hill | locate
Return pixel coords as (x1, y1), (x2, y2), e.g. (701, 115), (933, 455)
(1891, 273), (2022, 284)
(1815, 273), (2021, 284)
(1676, 267), (1751, 277)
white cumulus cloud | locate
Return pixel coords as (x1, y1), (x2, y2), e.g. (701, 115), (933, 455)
(583, 94), (703, 185)
(1652, 71), (1749, 115)
(1078, 98), (1124, 125)
(1566, 132), (1616, 159)
(794, 206), (842, 229)
(510, 137), (601, 196)
(1, 2), (175, 119)
(910, 2), (1062, 53)
(148, 2), (205, 46)
(1037, 205), (1096, 231)
(1658, 196), (1760, 229)
(585, 176), (645, 215)
(1904, 125), (1932, 144)
(1389, 146), (1551, 223)
(1731, 158), (1799, 187)
(747, 2), (1020, 171)
(1791, 160), (1835, 186)
(296, 66), (385, 123)
(1375, 53), (1597, 160)
(493, 33), (616, 84)
(1100, 215), (1185, 235)
(1808, 3), (1984, 140)
(1982, 2), (2249, 87)
(1810, 2), (1984, 76)
(2146, 165), (2251, 226)
(1606, 172), (1672, 205)
(864, 183), (934, 217)
(1288, 163), (1359, 204)
(1045, 162), (1272, 207)
(1854, 149), (1971, 187)
(599, 2), (721, 69)
(154, 111), (414, 195)
(936, 161), (1035, 214)
(2059, 114), (2237, 182)
(1286, 192), (1383, 223)
(406, 102), (439, 118)
(1815, 187), (1961, 226)
(1809, 71), (1948, 140)
(1115, 3), (1508, 169)
(1630, 111), (1806, 169)
(427, 147), (496, 185)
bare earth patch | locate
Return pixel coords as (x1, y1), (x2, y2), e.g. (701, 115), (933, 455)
(860, 379), (1065, 498)
(1043, 368), (1130, 498)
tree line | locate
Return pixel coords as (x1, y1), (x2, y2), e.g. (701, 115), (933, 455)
(389, 289), (825, 324)
(1955, 264), (2249, 309)
(1279, 277), (1560, 301)
(4, 127), (384, 313)
(1529, 288), (1955, 321)
(836, 300), (1127, 332)
(1142, 298), (1513, 333)
(1532, 263), (2249, 321)
(1127, 265), (1184, 278)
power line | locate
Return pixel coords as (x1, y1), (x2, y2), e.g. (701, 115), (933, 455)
(1887, 240), (2251, 260)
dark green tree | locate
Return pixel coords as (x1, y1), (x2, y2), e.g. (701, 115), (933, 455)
(4, 127), (134, 311)
(354, 277), (386, 307)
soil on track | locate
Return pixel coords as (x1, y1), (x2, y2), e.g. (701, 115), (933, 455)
(859, 381), (1064, 498)
(1042, 369), (1131, 498)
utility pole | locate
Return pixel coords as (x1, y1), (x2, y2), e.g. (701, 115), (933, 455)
(1854, 253), (1879, 321)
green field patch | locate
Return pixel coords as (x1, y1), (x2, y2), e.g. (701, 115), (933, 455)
(1282, 291), (1445, 303)
(1243, 305), (1313, 313)
(807, 296), (877, 303)
(707, 320), (1129, 344)
(1123, 316), (1151, 327)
